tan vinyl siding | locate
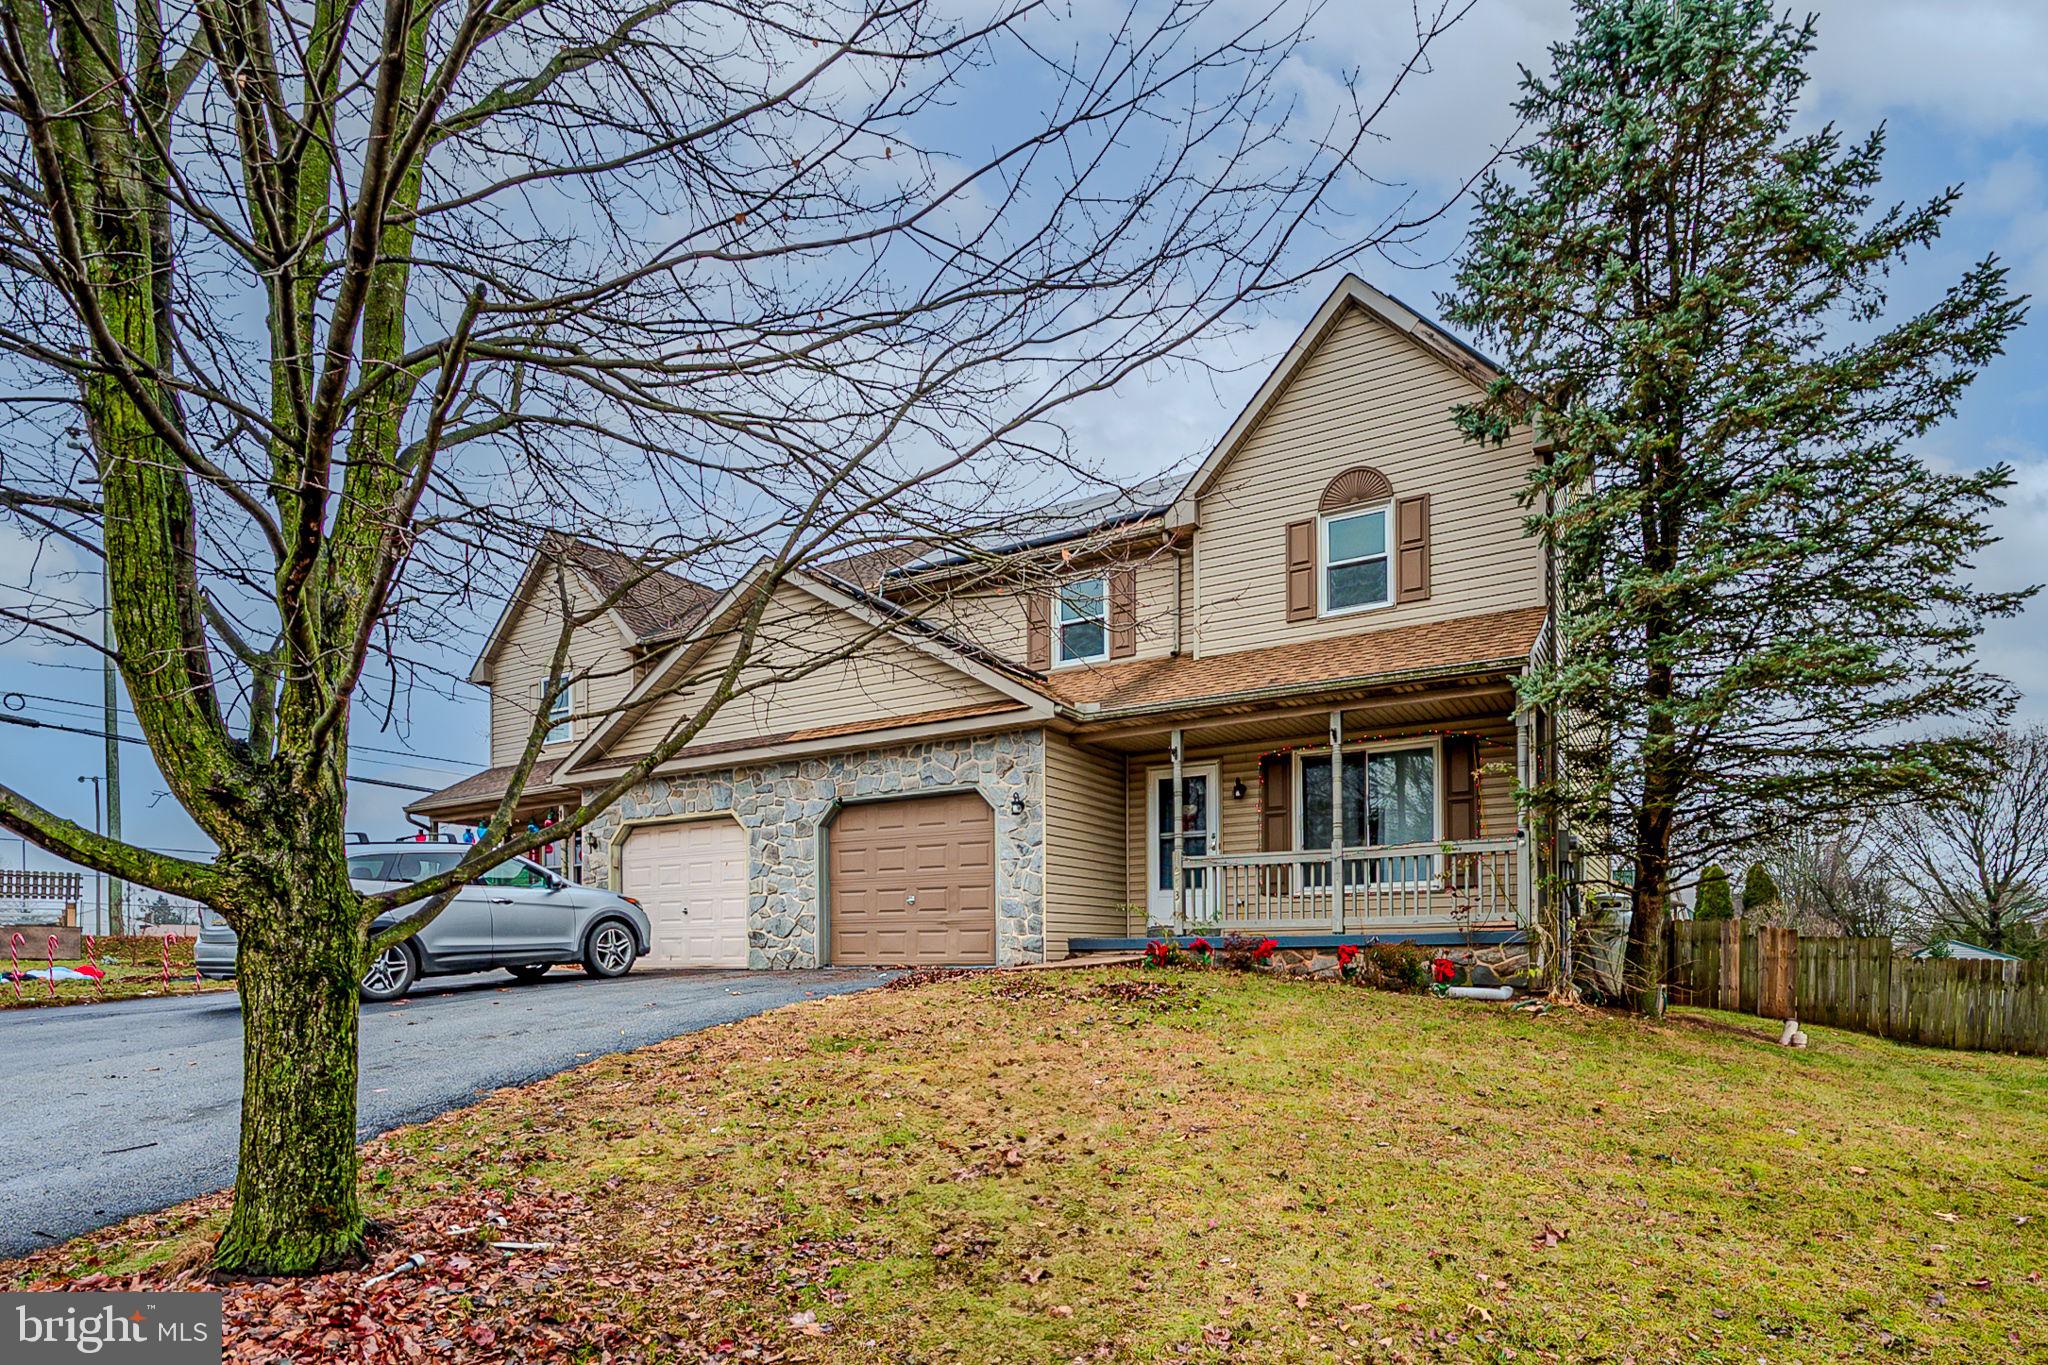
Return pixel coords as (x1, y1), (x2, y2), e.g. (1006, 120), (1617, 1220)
(914, 551), (1181, 668)
(599, 583), (1012, 760)
(1192, 303), (1543, 655)
(487, 571), (639, 766)
(1119, 715), (1520, 910)
(1042, 732), (1130, 956)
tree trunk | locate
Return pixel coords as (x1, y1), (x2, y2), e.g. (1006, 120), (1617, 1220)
(211, 851), (370, 1274)
(1624, 765), (1677, 1018)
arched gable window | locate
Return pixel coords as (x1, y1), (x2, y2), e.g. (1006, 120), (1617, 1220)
(1317, 466), (1394, 514)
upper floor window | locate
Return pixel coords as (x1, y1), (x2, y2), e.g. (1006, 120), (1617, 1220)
(1055, 578), (1109, 665)
(538, 677), (573, 744)
(1321, 506), (1391, 615)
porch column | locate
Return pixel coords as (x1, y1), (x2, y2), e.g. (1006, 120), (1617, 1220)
(1515, 708), (1535, 930)
(1328, 708), (1344, 933)
(1169, 727), (1185, 933)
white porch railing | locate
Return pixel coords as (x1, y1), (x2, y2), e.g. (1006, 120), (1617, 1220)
(1171, 837), (1521, 934)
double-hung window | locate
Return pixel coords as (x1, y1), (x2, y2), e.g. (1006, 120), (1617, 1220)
(1321, 506), (1391, 614)
(1054, 578), (1109, 666)
(538, 677), (573, 744)
(1296, 743), (1437, 886)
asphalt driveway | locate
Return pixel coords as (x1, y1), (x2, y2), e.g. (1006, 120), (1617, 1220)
(0, 966), (887, 1260)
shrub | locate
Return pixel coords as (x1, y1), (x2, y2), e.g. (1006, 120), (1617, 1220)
(1347, 941), (1431, 992)
(1217, 934), (1280, 970)
(1696, 864), (1734, 921)
(1742, 863), (1780, 918)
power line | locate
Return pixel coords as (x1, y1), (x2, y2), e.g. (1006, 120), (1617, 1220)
(0, 713), (436, 792)
(0, 690), (482, 769)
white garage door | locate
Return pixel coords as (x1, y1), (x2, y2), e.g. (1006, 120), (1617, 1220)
(619, 819), (750, 968)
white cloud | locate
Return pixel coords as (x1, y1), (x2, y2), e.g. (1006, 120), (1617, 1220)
(1805, 0), (2048, 133)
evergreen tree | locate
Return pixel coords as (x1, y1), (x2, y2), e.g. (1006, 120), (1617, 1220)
(1444, 0), (2032, 1013)
(1696, 865), (1733, 921)
(1741, 863), (1780, 920)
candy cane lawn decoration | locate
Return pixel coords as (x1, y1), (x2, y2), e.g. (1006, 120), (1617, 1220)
(161, 934), (172, 990)
(45, 935), (57, 998)
(8, 931), (20, 1000)
(83, 934), (104, 1000)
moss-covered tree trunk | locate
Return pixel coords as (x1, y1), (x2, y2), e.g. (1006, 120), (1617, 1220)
(204, 766), (373, 1273)
(213, 876), (368, 1271)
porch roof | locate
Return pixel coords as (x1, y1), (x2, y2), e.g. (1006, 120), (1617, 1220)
(406, 756), (570, 823)
(1048, 605), (1547, 719)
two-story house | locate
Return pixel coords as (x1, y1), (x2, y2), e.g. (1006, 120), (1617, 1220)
(409, 276), (1557, 970)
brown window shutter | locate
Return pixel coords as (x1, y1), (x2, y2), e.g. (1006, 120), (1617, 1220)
(1395, 493), (1431, 602)
(1259, 753), (1293, 851)
(1443, 735), (1478, 841)
(1108, 566), (1137, 659)
(1284, 519), (1315, 621)
(1024, 591), (1050, 670)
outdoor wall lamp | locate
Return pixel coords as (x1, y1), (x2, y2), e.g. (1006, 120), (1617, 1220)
(1231, 778), (1247, 800)
(1010, 791), (1027, 816)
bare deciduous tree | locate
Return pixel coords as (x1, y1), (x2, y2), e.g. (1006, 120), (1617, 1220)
(0, 0), (1477, 1271)
(1880, 725), (2048, 955)
(1758, 818), (1908, 939)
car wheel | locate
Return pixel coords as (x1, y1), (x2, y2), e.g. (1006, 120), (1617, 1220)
(505, 964), (551, 983)
(360, 943), (417, 1002)
(583, 920), (638, 978)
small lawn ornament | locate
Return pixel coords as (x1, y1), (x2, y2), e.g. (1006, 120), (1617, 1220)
(1778, 1017), (1808, 1049)
(8, 931), (20, 1000)
(44, 934), (57, 998)
(80, 935), (106, 1000)
(161, 934), (172, 991)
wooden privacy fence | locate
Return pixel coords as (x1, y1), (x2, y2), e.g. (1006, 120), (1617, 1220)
(1666, 920), (2047, 1056)
(1666, 921), (1797, 1019)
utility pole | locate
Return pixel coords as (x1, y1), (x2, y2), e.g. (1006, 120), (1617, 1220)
(103, 568), (124, 934)
(77, 774), (102, 933)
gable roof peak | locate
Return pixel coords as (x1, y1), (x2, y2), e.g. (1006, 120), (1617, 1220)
(1166, 274), (1500, 522)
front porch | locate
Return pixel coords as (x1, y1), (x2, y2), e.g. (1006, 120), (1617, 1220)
(1068, 668), (1538, 943)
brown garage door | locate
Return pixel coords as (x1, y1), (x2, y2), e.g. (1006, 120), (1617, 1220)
(829, 791), (996, 965)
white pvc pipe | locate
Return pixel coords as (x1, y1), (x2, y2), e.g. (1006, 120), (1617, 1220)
(1445, 984), (1514, 1001)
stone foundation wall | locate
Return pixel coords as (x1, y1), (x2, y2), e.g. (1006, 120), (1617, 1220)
(581, 729), (1044, 968)
(1264, 941), (1531, 985)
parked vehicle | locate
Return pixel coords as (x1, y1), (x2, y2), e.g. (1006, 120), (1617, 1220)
(195, 841), (652, 1001)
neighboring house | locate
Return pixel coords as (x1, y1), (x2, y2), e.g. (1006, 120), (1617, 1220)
(1913, 940), (2022, 962)
(411, 276), (1561, 970)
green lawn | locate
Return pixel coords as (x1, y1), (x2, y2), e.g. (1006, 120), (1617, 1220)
(10, 969), (2045, 1363)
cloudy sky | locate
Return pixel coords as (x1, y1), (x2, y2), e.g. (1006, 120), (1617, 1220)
(3, 0), (2044, 890)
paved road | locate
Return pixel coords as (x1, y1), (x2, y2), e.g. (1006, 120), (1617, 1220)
(0, 966), (887, 1259)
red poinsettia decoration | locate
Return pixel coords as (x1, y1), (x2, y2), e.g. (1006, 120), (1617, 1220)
(1252, 937), (1279, 963)
(1144, 939), (1176, 967)
(1430, 955), (1458, 984)
(1187, 937), (1214, 965)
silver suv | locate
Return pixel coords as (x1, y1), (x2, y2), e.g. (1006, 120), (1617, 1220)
(195, 840), (653, 1001)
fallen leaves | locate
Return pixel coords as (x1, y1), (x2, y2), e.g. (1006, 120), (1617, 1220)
(1530, 1224), (1569, 1251)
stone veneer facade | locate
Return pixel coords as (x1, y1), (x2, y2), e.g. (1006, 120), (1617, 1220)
(581, 728), (1045, 968)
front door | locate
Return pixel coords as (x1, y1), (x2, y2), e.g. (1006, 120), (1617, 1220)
(1146, 765), (1219, 928)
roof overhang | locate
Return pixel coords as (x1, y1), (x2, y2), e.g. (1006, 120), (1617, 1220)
(556, 563), (1055, 780)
